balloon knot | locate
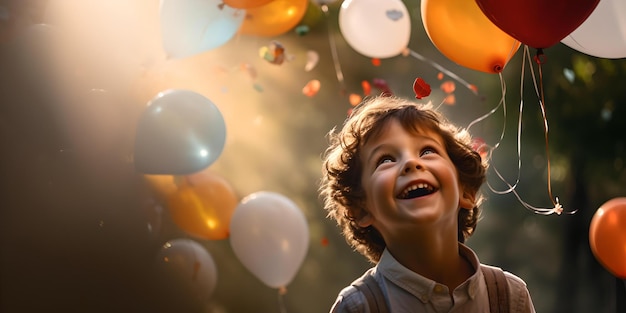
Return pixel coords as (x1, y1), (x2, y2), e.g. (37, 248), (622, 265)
(533, 48), (546, 64)
(552, 198), (563, 215)
(278, 286), (288, 295)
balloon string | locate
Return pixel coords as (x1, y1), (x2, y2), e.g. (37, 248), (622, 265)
(407, 49), (479, 96)
(466, 70), (527, 198)
(488, 46), (576, 215)
(277, 287), (288, 313)
(533, 48), (556, 207)
(478, 72), (524, 195)
(526, 46), (577, 214)
(466, 46), (574, 215)
(321, 4), (346, 95)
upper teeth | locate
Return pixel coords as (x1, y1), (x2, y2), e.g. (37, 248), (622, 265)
(399, 183), (433, 198)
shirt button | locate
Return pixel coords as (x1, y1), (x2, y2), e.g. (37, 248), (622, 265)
(434, 285), (445, 293)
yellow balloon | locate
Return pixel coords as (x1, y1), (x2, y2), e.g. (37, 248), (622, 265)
(166, 171), (239, 240)
(421, 0), (521, 74)
(239, 0), (308, 37)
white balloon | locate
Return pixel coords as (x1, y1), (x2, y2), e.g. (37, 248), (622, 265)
(339, 0), (411, 59)
(155, 239), (218, 303)
(230, 191), (309, 289)
(160, 0), (245, 59)
(561, 0), (626, 59)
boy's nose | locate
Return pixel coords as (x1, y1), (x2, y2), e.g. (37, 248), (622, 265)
(403, 159), (423, 173)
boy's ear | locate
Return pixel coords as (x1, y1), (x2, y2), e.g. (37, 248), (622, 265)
(356, 209), (374, 227)
(459, 189), (476, 210)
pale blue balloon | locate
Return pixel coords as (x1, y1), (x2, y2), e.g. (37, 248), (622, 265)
(160, 0), (245, 59)
(134, 89), (227, 175)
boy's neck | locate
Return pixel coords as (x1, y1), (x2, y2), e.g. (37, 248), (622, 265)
(386, 233), (473, 293)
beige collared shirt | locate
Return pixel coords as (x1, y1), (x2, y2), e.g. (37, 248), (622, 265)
(330, 244), (535, 313)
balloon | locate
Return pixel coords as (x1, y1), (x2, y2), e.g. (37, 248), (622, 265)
(160, 0), (245, 59)
(561, 0), (626, 59)
(224, 0), (275, 9)
(339, 0), (411, 59)
(167, 170), (239, 240)
(589, 197), (626, 278)
(134, 89), (226, 175)
(155, 239), (218, 303)
(239, 0), (308, 37)
(475, 0), (600, 49)
(421, 0), (520, 74)
(230, 191), (309, 289)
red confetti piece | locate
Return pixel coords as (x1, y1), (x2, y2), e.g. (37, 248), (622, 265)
(321, 237), (329, 247)
(361, 80), (371, 96)
(302, 79), (321, 97)
(440, 80), (456, 94)
(373, 78), (393, 97)
(471, 137), (489, 160)
(371, 58), (381, 66)
(437, 72), (444, 80)
(413, 77), (431, 99)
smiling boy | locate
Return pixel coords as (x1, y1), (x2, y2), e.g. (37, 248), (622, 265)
(320, 96), (535, 312)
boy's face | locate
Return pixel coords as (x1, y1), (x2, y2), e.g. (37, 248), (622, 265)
(357, 119), (474, 240)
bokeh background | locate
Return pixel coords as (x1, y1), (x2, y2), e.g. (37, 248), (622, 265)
(1, 0), (625, 312)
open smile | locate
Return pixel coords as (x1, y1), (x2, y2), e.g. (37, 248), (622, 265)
(397, 182), (437, 199)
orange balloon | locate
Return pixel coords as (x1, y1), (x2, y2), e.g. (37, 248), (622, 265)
(589, 197), (626, 278)
(144, 174), (180, 203)
(167, 171), (239, 240)
(421, 0), (521, 74)
(224, 0), (275, 9)
(239, 0), (308, 37)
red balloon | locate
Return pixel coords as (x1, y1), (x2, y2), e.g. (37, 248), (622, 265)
(589, 197), (626, 278)
(475, 0), (599, 49)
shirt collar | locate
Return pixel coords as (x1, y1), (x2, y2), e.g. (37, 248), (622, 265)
(376, 243), (482, 302)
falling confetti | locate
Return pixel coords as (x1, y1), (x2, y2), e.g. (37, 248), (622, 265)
(443, 94), (456, 105)
(470, 137), (489, 161)
(321, 237), (329, 247)
(302, 79), (321, 97)
(440, 80), (456, 94)
(305, 50), (319, 72)
(240, 62), (257, 80)
(372, 78), (392, 96)
(371, 58), (381, 66)
(413, 77), (431, 99)
(259, 41), (286, 65)
(294, 25), (310, 36)
(349, 93), (362, 106)
(361, 80), (371, 96)
(437, 72), (444, 80)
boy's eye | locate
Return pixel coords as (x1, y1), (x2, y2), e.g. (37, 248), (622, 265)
(421, 147), (438, 156)
(376, 155), (395, 166)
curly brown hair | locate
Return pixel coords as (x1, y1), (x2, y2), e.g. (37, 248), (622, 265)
(319, 96), (488, 263)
